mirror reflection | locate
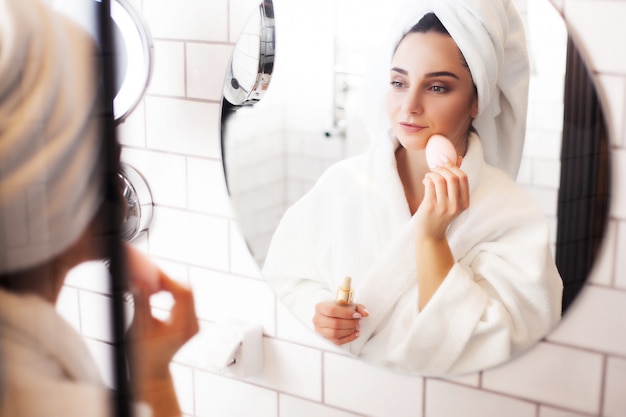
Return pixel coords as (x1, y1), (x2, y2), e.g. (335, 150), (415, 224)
(225, 0), (566, 267)
(222, 0), (607, 376)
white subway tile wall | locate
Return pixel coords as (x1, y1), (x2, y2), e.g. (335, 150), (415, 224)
(145, 97), (221, 157)
(56, 0), (626, 416)
(186, 43), (234, 100)
(148, 40), (186, 97)
(143, 0), (229, 41)
(481, 343), (604, 414)
(425, 379), (537, 417)
(323, 354), (423, 417)
(612, 149), (626, 219)
(193, 370), (278, 417)
(616, 220), (626, 289)
(547, 286), (626, 355)
(604, 357), (626, 417)
(539, 407), (592, 417)
(249, 338), (323, 400)
(279, 395), (365, 417)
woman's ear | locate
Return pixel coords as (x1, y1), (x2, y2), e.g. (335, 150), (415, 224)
(471, 95), (479, 118)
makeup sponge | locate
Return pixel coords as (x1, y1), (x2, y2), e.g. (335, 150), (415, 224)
(425, 134), (457, 169)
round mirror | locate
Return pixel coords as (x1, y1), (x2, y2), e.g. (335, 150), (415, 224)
(52, 0), (153, 123)
(222, 0), (610, 376)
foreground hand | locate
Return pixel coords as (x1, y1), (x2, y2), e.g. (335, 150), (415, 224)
(313, 301), (369, 345)
(125, 245), (199, 416)
(129, 271), (199, 377)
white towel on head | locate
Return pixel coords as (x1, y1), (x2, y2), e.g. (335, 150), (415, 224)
(0, 0), (102, 273)
(358, 0), (529, 179)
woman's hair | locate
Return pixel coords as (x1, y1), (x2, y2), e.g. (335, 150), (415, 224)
(409, 12), (450, 36)
(398, 13), (470, 71)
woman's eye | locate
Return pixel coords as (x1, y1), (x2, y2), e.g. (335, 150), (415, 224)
(390, 80), (405, 88)
(430, 85), (448, 93)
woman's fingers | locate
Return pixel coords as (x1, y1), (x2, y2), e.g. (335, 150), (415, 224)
(316, 325), (359, 343)
(315, 301), (363, 319)
(130, 286), (152, 336)
(315, 323), (360, 345)
(313, 301), (364, 345)
(418, 161), (470, 241)
(424, 163), (469, 213)
(128, 260), (199, 378)
(125, 244), (161, 295)
(159, 271), (199, 342)
(355, 304), (370, 317)
(313, 312), (359, 330)
(325, 330), (361, 345)
(441, 159), (469, 209)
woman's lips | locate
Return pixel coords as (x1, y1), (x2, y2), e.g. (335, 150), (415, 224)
(399, 122), (425, 134)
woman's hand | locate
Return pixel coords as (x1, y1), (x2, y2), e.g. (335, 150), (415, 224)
(416, 157), (469, 241)
(126, 245), (199, 417)
(129, 271), (199, 377)
(312, 301), (369, 345)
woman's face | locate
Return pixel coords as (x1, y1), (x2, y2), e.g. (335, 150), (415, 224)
(387, 31), (478, 155)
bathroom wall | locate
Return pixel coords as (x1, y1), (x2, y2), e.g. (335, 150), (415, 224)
(58, 0), (626, 416)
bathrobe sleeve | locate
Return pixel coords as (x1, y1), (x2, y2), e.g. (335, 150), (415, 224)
(263, 159), (366, 324)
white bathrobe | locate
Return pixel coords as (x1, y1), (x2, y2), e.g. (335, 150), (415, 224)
(263, 133), (563, 375)
(0, 289), (113, 416)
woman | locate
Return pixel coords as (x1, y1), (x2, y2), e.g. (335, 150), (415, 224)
(263, 0), (563, 375)
(0, 0), (198, 415)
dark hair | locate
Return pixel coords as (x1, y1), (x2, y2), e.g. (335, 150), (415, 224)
(398, 13), (470, 71)
(408, 12), (450, 36)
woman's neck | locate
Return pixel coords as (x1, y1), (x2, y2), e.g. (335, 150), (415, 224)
(0, 261), (68, 303)
(395, 146), (429, 215)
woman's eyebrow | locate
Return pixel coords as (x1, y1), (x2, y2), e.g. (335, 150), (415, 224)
(390, 67), (460, 80)
(391, 67), (408, 75)
(426, 71), (460, 80)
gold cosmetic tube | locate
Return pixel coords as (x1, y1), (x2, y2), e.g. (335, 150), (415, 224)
(336, 276), (354, 305)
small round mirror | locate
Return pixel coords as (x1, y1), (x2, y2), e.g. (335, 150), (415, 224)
(118, 163), (153, 242)
(52, 0), (153, 123)
(223, 1), (275, 107)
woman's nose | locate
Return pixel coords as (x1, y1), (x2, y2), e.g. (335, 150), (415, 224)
(402, 89), (424, 115)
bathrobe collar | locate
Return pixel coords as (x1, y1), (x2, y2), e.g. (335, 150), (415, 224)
(371, 131), (485, 223)
(0, 288), (103, 385)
